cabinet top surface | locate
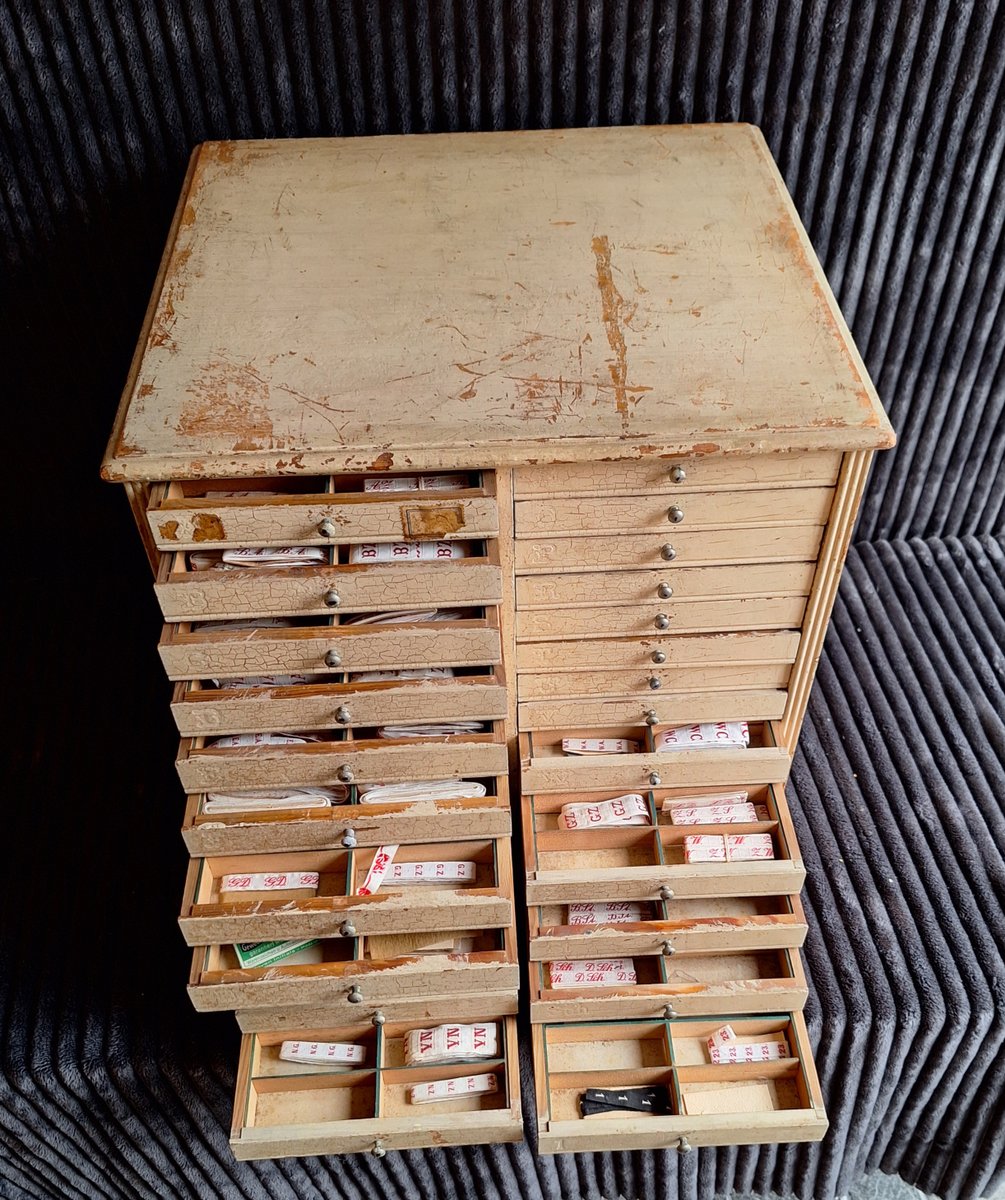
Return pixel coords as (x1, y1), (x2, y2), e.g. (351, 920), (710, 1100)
(102, 125), (893, 481)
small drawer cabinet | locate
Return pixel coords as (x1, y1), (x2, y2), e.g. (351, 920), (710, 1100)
(103, 126), (893, 1159)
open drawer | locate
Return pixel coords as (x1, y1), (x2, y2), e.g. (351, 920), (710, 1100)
(181, 777), (511, 856)
(523, 784), (804, 903)
(146, 471), (498, 550)
(176, 722), (508, 793)
(155, 545), (504, 621)
(533, 1013), (826, 1153)
(189, 924), (518, 1024)
(529, 946), (808, 1022)
(520, 723), (791, 794)
(231, 1013), (521, 1159)
(527, 894), (807, 961)
(171, 666), (507, 736)
(178, 839), (513, 946)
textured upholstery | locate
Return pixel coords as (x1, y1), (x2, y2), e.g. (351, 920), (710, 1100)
(2, 4), (1003, 1198)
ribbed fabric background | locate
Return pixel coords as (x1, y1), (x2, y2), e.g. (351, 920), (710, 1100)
(1, 5), (1003, 1200)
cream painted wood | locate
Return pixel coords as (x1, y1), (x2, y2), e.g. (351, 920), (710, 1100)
(156, 555), (504, 621)
(519, 691), (788, 731)
(517, 631), (801, 673)
(512, 452), (842, 497)
(159, 620), (501, 680)
(515, 526), (825, 573)
(514, 487), (833, 538)
(515, 562), (816, 608)
(516, 597), (806, 642)
(518, 664), (792, 700)
(171, 673), (507, 737)
(235, 992), (520, 1033)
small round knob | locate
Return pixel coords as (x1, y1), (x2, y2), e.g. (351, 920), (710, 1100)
(648, 676), (662, 690)
(677, 1136), (692, 1154)
(667, 505), (684, 524)
(660, 543), (677, 561)
(318, 518), (337, 538)
(657, 582), (673, 599)
(651, 650), (667, 664)
(661, 940), (676, 956)
(337, 764), (354, 783)
(335, 705), (352, 725)
(323, 589), (341, 608)
(372, 1010), (386, 1027)
(645, 710), (659, 726)
(659, 885), (675, 901)
(648, 772), (662, 786)
(654, 613), (670, 630)
(341, 830), (357, 849)
(670, 466), (687, 484)
(347, 984), (363, 1004)
(372, 1141), (386, 1158)
(324, 649), (342, 668)
(339, 920), (357, 937)
(662, 1003), (679, 1019)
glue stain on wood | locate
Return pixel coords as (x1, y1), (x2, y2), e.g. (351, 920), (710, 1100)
(403, 505), (467, 538)
(591, 235), (645, 433)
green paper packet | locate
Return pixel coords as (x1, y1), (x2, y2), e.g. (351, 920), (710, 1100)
(233, 939), (320, 969)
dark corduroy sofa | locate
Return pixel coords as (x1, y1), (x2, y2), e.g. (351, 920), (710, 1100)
(2, 5), (1002, 1199)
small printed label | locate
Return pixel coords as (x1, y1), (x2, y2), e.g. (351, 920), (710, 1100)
(220, 871), (320, 892)
(408, 1072), (497, 1104)
(356, 845), (399, 895)
(279, 1040), (366, 1066)
(404, 1023), (498, 1066)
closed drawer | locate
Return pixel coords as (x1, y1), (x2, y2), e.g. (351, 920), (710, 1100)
(189, 925), (518, 1019)
(182, 789), (511, 857)
(148, 474), (498, 550)
(529, 947), (808, 1022)
(517, 631), (800, 674)
(534, 1013), (826, 1153)
(514, 487), (833, 538)
(176, 725), (508, 794)
(515, 526), (825, 573)
(516, 596), (806, 641)
(513, 452), (842, 497)
(519, 664), (792, 701)
(232, 1014), (521, 1159)
(516, 562), (817, 609)
(179, 838), (513, 946)
(156, 550), (503, 621)
(159, 617), (501, 681)
(171, 668), (507, 736)
(520, 724), (790, 794)
(523, 784), (804, 904)
(519, 692), (788, 733)
(528, 895), (808, 961)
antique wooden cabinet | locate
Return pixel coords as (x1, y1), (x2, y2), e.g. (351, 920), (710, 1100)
(103, 125), (893, 1158)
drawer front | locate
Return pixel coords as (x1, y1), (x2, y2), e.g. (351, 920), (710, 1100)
(172, 674), (508, 736)
(519, 691), (788, 732)
(181, 794), (512, 857)
(149, 493), (498, 550)
(231, 1015), (522, 1159)
(517, 631), (801, 673)
(513, 452), (842, 497)
(516, 597), (806, 641)
(534, 1013), (826, 1153)
(157, 559), (503, 621)
(515, 562), (817, 608)
(515, 526), (825, 573)
(514, 487), (834, 537)
(236, 993), (520, 1032)
(519, 664), (792, 701)
(529, 948), (808, 1022)
(177, 737), (509, 793)
(160, 622), (501, 681)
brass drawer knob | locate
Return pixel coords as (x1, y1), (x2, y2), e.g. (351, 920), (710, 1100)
(645, 710), (658, 726)
(657, 582), (673, 599)
(670, 465), (687, 484)
(318, 518), (337, 538)
(651, 650), (667, 664)
(347, 984), (363, 1004)
(667, 505), (685, 524)
(323, 589), (341, 608)
(648, 771), (661, 786)
(654, 613), (670, 630)
(324, 649), (342, 668)
(335, 705), (352, 724)
(658, 885), (675, 900)
(341, 830), (357, 849)
(660, 543), (677, 561)
(337, 764), (354, 782)
(661, 940), (676, 956)
(677, 1136), (692, 1154)
(339, 920), (357, 937)
(648, 676), (662, 690)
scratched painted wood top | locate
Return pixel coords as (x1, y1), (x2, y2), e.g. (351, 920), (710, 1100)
(102, 125), (894, 481)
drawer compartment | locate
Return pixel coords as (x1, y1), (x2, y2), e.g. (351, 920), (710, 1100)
(519, 692), (788, 731)
(171, 668), (507, 736)
(179, 839), (513, 945)
(529, 947), (808, 1021)
(513, 452), (842, 497)
(148, 474), (498, 550)
(156, 550), (503, 621)
(534, 1013), (826, 1152)
(523, 784), (804, 903)
(159, 617), (501, 681)
(514, 487), (834, 538)
(528, 894), (808, 961)
(520, 723), (790, 794)
(189, 925), (518, 1020)
(516, 631), (800, 674)
(515, 526), (825, 573)
(176, 725), (507, 793)
(232, 1014), (521, 1159)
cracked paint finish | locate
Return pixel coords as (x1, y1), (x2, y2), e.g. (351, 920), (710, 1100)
(517, 631), (801, 673)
